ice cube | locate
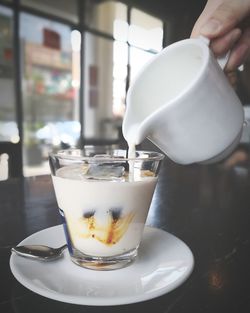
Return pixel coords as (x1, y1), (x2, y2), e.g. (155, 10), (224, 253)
(85, 163), (125, 181)
(93, 154), (111, 158)
(56, 164), (89, 180)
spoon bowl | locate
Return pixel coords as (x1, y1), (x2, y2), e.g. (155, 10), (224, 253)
(11, 244), (68, 261)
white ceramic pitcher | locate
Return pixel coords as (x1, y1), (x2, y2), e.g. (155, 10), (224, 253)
(122, 36), (244, 164)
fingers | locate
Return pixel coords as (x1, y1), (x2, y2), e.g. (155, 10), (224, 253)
(191, 0), (222, 38)
(226, 71), (238, 89)
(225, 26), (250, 72)
(210, 28), (242, 56)
(191, 0), (250, 84)
(200, 0), (250, 38)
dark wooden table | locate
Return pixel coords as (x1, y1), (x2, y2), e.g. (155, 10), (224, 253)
(1, 144), (250, 313)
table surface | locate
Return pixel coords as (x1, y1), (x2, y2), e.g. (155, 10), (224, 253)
(1, 144), (250, 313)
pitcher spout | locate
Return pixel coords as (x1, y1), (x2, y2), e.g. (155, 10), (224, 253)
(122, 122), (148, 146)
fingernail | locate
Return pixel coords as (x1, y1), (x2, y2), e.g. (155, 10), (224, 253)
(201, 19), (222, 35)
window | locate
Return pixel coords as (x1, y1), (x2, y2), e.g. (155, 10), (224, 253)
(84, 33), (123, 141)
(113, 41), (127, 117)
(20, 13), (80, 175)
(128, 9), (163, 81)
(0, 5), (18, 143)
(85, 0), (127, 38)
(0, 1), (165, 176)
(83, 2), (163, 143)
(21, 0), (78, 23)
(129, 9), (163, 52)
(130, 47), (155, 83)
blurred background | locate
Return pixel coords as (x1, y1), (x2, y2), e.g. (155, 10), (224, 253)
(0, 0), (249, 178)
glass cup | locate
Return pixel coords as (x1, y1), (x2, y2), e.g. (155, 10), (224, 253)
(49, 147), (164, 270)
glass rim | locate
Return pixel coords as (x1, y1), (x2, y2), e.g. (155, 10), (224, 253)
(49, 148), (165, 162)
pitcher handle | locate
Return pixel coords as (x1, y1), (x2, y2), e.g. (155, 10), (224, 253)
(198, 35), (229, 70)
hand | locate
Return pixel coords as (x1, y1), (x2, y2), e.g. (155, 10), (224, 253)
(191, 0), (250, 78)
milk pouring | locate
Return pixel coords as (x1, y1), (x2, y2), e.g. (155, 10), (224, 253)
(122, 36), (244, 164)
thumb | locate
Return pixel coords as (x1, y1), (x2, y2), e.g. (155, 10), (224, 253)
(200, 0), (250, 38)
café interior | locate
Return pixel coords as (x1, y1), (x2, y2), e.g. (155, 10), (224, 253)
(0, 0), (250, 178)
(1, 0), (250, 312)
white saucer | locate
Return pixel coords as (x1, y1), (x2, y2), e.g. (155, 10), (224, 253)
(10, 225), (194, 306)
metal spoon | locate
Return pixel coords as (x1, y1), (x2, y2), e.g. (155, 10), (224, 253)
(11, 244), (68, 261)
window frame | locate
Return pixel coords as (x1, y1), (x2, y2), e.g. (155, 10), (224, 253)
(0, 0), (165, 176)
